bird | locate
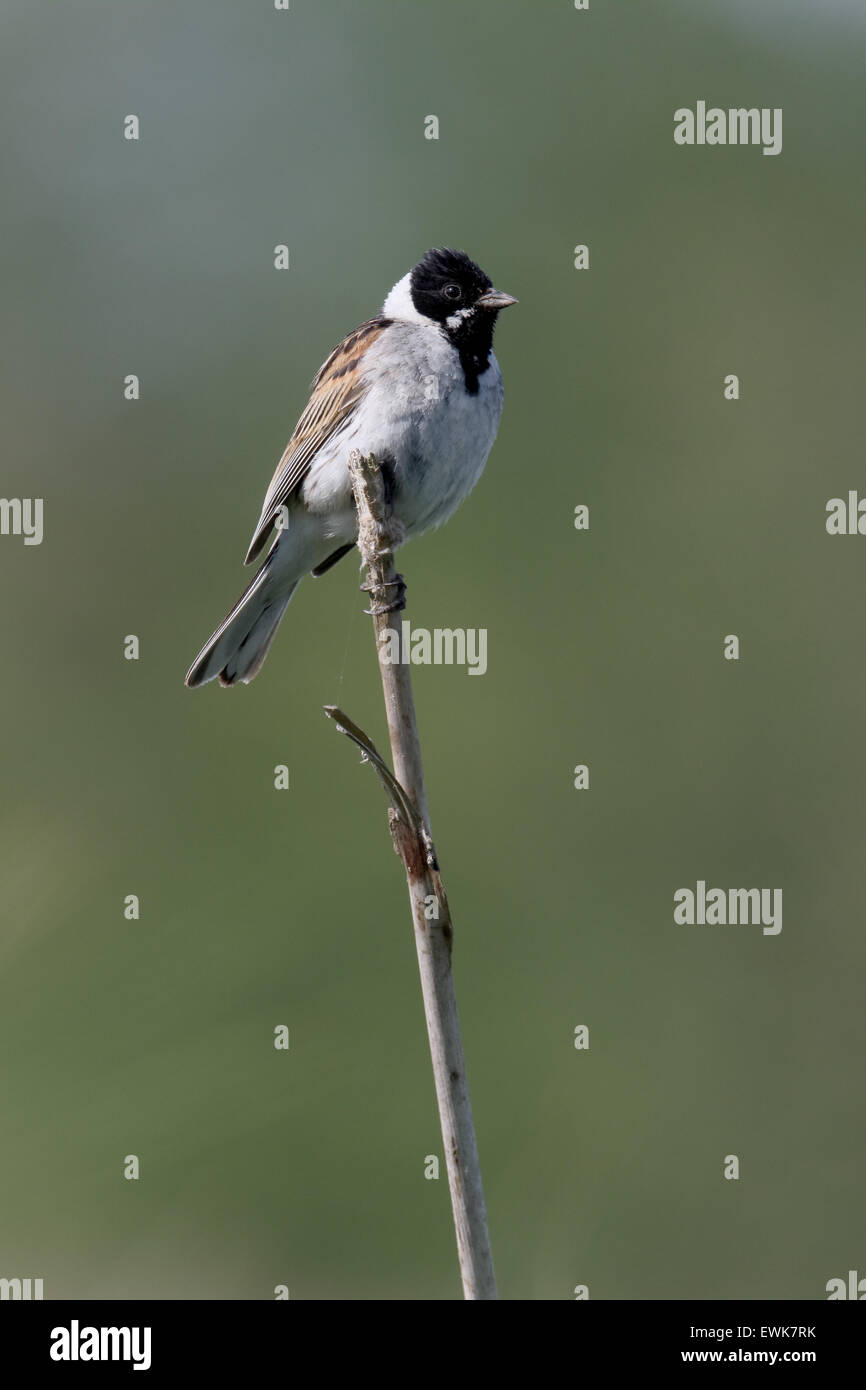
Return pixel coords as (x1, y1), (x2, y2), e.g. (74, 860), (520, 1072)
(185, 247), (517, 687)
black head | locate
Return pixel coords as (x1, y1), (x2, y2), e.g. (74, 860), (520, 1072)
(409, 248), (494, 323)
(407, 248), (517, 392)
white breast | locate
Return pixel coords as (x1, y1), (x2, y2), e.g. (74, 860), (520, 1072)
(300, 320), (504, 546)
(353, 323), (503, 537)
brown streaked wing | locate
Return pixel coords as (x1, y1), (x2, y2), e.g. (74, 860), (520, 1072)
(244, 317), (391, 564)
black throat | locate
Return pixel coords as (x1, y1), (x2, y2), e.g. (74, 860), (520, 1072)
(442, 312), (496, 395)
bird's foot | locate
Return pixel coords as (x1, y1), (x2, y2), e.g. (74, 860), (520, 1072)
(361, 573), (407, 616)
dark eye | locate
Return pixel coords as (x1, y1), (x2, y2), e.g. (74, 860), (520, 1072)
(443, 283), (462, 301)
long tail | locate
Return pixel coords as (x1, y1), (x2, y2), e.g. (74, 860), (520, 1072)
(185, 545), (300, 688)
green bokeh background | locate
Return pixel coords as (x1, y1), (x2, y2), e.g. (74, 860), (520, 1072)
(1, 0), (864, 1299)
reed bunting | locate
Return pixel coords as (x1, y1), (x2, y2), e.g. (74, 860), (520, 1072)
(185, 248), (516, 687)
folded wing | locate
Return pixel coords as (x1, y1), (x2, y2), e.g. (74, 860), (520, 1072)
(244, 316), (390, 564)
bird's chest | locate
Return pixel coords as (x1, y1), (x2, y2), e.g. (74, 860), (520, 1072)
(358, 330), (503, 534)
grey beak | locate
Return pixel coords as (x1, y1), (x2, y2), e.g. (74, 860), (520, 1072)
(476, 288), (518, 311)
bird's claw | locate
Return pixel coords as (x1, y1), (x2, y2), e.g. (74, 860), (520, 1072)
(361, 573), (407, 616)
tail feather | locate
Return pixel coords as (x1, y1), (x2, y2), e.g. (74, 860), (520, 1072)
(185, 550), (299, 688)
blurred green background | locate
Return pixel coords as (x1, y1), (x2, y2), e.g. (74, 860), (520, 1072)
(1, 0), (864, 1300)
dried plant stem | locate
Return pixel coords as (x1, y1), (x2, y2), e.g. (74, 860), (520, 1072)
(324, 449), (497, 1300)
